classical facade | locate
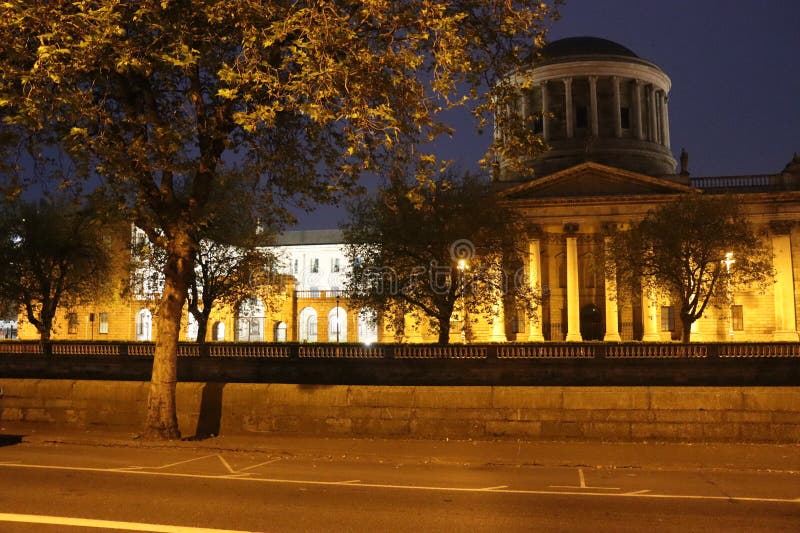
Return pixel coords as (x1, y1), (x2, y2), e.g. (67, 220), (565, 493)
(14, 37), (800, 344)
(496, 37), (800, 343)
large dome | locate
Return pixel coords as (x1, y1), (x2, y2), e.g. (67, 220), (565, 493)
(497, 36), (676, 181)
(540, 37), (639, 61)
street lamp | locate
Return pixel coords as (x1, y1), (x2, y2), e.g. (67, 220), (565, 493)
(722, 251), (735, 341)
(457, 259), (469, 343)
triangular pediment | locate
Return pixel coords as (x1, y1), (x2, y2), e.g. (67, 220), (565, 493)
(499, 162), (697, 200)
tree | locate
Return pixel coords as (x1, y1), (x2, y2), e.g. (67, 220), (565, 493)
(0, 195), (113, 346)
(343, 172), (536, 344)
(0, 1), (557, 438)
(609, 194), (774, 342)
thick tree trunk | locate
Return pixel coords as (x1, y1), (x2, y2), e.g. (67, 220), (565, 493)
(437, 316), (451, 344)
(38, 326), (51, 355)
(195, 312), (209, 345)
(681, 316), (693, 343)
(143, 229), (193, 440)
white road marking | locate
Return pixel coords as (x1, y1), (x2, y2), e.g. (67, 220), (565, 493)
(232, 458), (282, 473)
(482, 485), (509, 491)
(0, 462), (797, 505)
(142, 454), (220, 470)
(0, 512), (252, 532)
(626, 490), (652, 495)
(339, 479), (361, 484)
(216, 454), (235, 474)
(549, 468), (620, 490)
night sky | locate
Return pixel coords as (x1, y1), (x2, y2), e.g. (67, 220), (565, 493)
(295, 0), (800, 230)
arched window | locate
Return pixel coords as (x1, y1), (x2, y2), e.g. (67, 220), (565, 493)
(212, 321), (225, 341)
(186, 313), (198, 341)
(236, 297), (265, 342)
(327, 307), (347, 343)
(357, 308), (378, 344)
(136, 309), (152, 341)
(298, 307), (318, 342)
(274, 321), (287, 342)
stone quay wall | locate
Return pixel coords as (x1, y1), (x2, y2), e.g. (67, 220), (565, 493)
(1, 379), (799, 443)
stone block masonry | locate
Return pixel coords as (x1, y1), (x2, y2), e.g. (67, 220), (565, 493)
(1, 380), (799, 443)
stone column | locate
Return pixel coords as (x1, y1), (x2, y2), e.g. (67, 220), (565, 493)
(603, 236), (622, 341)
(633, 80), (644, 140)
(489, 286), (506, 342)
(641, 284), (660, 341)
(564, 77), (574, 139)
(612, 76), (622, 138)
(662, 95), (671, 148)
(648, 86), (658, 143)
(527, 240), (545, 341)
(565, 235), (583, 342)
(656, 91), (664, 145)
(589, 76), (599, 137)
(771, 232), (800, 341)
(541, 81), (550, 142)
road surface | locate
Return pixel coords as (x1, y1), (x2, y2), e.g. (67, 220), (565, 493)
(0, 439), (798, 532)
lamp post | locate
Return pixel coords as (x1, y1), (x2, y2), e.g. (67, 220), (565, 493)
(722, 251), (735, 341)
(457, 259), (469, 344)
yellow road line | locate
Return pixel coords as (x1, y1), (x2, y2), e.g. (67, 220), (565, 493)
(0, 512), (253, 532)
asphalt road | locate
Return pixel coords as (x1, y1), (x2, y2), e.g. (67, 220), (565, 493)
(1, 441), (799, 532)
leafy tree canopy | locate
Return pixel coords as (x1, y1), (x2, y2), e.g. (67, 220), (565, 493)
(0, 0), (558, 438)
(0, 194), (115, 344)
(609, 194), (774, 342)
(343, 171), (536, 344)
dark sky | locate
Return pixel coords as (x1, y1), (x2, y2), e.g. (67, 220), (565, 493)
(294, 0), (800, 230)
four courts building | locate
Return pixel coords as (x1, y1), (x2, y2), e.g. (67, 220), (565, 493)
(17, 37), (800, 344)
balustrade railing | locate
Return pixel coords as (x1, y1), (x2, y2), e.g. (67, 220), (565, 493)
(0, 341), (799, 360)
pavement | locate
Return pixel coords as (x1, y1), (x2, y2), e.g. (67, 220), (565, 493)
(2, 420), (799, 473)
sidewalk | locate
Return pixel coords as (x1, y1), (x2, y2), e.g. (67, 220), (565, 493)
(2, 420), (799, 473)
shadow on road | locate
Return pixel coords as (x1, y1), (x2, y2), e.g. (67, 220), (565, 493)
(0, 434), (24, 447)
(187, 382), (225, 441)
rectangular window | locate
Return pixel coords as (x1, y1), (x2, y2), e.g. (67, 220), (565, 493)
(620, 107), (631, 129)
(731, 305), (744, 331)
(660, 306), (675, 332)
(293, 259), (299, 274)
(67, 313), (79, 334)
(311, 258), (319, 273)
(99, 312), (109, 334)
(575, 105), (588, 129)
(332, 258), (341, 273)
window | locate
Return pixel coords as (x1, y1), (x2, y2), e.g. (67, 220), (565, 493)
(332, 257), (341, 273)
(575, 105), (588, 129)
(99, 312), (109, 334)
(731, 305), (744, 331)
(660, 306), (675, 332)
(293, 259), (299, 274)
(311, 258), (319, 273)
(274, 322), (287, 342)
(67, 313), (79, 334)
(620, 107), (631, 130)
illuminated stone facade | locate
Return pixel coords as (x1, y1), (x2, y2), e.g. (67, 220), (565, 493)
(15, 37), (800, 344)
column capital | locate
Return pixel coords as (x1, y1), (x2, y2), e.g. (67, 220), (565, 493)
(770, 220), (795, 235)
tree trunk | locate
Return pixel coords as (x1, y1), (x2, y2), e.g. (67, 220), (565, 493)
(195, 312), (209, 345)
(143, 229), (193, 440)
(38, 326), (51, 355)
(437, 315), (451, 344)
(681, 315), (693, 343)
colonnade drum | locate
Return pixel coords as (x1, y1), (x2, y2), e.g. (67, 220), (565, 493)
(498, 36), (677, 180)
